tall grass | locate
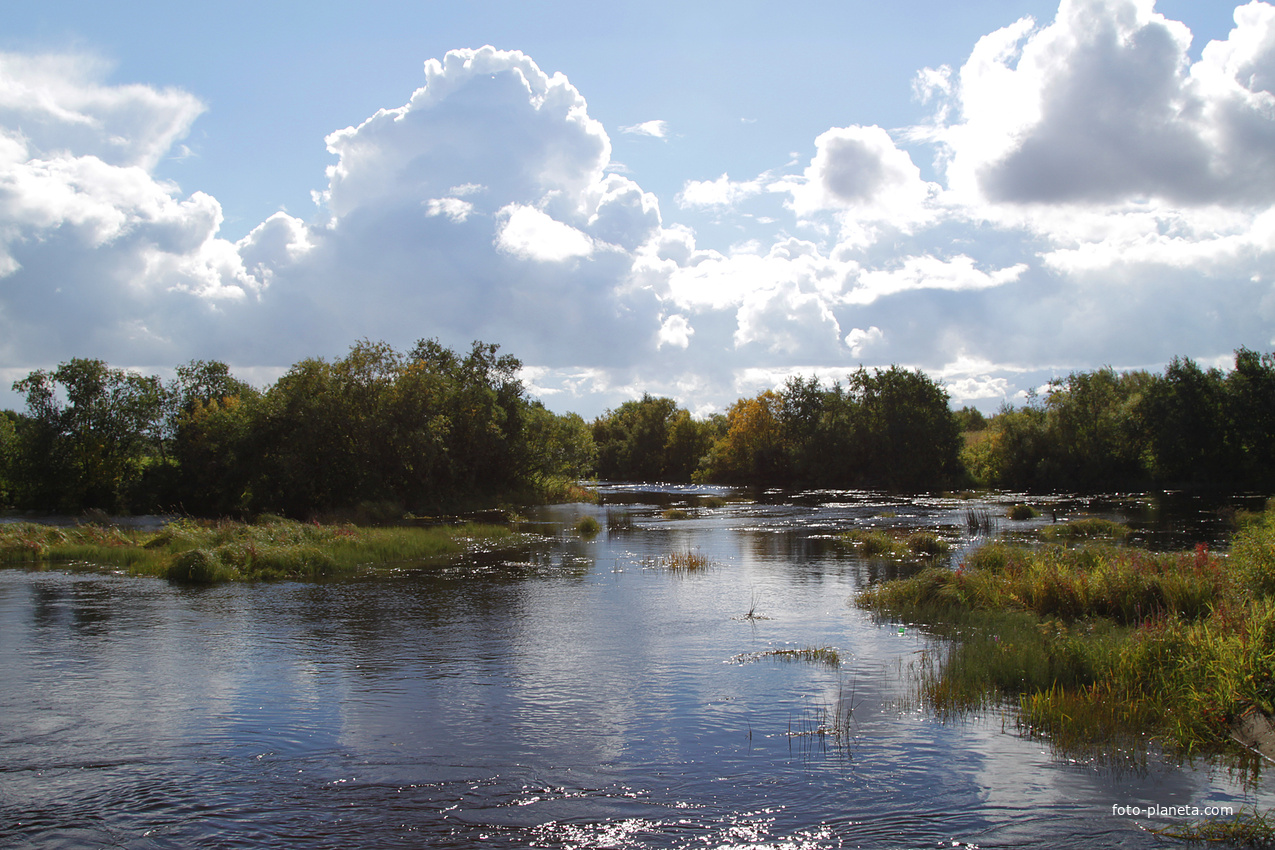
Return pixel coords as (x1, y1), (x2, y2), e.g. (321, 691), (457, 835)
(858, 512), (1275, 761)
(0, 518), (519, 583)
(647, 549), (715, 574)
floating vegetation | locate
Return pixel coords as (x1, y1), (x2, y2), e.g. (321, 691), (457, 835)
(0, 518), (522, 583)
(734, 646), (841, 668)
(1038, 517), (1129, 541)
(1008, 504), (1039, 520)
(662, 507), (691, 520)
(574, 516), (601, 537)
(698, 495), (728, 509)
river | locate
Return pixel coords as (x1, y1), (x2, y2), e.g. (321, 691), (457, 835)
(1, 486), (1271, 848)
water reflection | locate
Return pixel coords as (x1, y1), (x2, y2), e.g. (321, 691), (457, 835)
(1, 488), (1272, 848)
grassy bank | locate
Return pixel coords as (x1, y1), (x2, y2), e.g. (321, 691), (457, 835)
(857, 509), (1275, 759)
(0, 517), (522, 582)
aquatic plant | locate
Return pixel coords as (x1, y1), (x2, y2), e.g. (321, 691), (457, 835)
(662, 507), (690, 520)
(840, 528), (947, 560)
(1007, 504), (1039, 520)
(965, 508), (995, 535)
(839, 529), (906, 559)
(1155, 807), (1275, 846)
(734, 646), (841, 668)
(649, 549), (714, 573)
(905, 531), (948, 558)
(574, 516), (601, 537)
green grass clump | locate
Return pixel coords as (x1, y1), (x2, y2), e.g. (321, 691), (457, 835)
(840, 528), (948, 560)
(1008, 504), (1039, 520)
(859, 515), (1275, 759)
(906, 531), (949, 558)
(662, 507), (690, 520)
(1, 518), (519, 583)
(840, 529), (907, 559)
(1038, 517), (1129, 541)
(574, 516), (601, 537)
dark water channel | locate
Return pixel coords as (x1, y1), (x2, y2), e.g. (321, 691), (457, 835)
(2, 487), (1272, 849)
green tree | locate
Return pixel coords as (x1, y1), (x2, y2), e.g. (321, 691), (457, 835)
(1224, 347), (1275, 489)
(524, 404), (596, 481)
(0, 411), (17, 506)
(1043, 367), (1150, 490)
(848, 366), (963, 491)
(592, 394), (684, 481)
(1138, 357), (1228, 488)
(10, 359), (166, 511)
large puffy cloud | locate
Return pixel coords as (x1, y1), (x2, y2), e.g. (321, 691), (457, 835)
(0, 53), (264, 368)
(935, 0), (1275, 207)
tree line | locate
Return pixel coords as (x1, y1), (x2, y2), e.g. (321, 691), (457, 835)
(0, 339), (592, 516)
(1, 343), (1272, 517)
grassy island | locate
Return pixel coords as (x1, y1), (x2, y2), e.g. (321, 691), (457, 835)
(0, 517), (525, 582)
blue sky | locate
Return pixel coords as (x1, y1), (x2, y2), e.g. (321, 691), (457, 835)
(2, 0), (1271, 417)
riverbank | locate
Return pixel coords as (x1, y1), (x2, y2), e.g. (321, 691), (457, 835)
(0, 517), (526, 582)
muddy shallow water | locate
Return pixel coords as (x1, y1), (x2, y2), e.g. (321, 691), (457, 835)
(1, 486), (1270, 848)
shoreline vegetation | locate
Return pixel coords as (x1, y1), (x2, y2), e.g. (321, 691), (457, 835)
(1, 340), (1273, 520)
(0, 517), (525, 582)
(857, 504), (1275, 840)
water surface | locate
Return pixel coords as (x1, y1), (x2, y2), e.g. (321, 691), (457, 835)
(2, 487), (1270, 848)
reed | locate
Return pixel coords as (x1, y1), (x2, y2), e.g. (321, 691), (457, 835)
(965, 508), (995, 535)
(648, 548), (715, 573)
